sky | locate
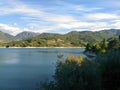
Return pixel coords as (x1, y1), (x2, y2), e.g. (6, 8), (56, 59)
(0, 0), (120, 35)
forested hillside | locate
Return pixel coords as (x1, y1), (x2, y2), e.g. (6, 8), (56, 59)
(41, 36), (120, 90)
(0, 29), (120, 47)
(7, 29), (120, 47)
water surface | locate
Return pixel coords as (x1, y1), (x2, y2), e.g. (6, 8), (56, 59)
(0, 48), (85, 90)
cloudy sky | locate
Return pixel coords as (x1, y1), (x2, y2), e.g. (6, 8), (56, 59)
(0, 0), (120, 35)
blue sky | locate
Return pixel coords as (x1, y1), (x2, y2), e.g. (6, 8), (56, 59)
(0, 0), (120, 35)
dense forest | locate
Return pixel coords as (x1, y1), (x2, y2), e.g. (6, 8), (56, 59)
(40, 36), (120, 90)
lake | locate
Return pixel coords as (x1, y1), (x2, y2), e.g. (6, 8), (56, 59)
(0, 48), (85, 90)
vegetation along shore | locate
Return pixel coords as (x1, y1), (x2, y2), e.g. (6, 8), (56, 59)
(40, 36), (120, 90)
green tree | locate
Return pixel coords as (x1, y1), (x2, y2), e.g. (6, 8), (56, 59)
(101, 38), (108, 49)
(94, 43), (101, 54)
(85, 42), (95, 51)
(108, 38), (120, 49)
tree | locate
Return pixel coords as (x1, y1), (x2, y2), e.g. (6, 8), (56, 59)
(101, 38), (108, 49)
(41, 36), (120, 90)
(85, 42), (95, 52)
(94, 43), (101, 54)
(108, 37), (120, 49)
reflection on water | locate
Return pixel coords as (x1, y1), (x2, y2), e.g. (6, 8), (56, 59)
(0, 48), (84, 90)
(38, 50), (82, 54)
(0, 53), (19, 64)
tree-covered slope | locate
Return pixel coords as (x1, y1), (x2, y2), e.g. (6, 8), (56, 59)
(7, 29), (120, 47)
(41, 39), (120, 90)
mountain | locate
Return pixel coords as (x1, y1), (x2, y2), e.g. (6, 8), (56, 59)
(0, 29), (119, 47)
(15, 31), (40, 40)
(0, 31), (14, 42)
(99, 29), (120, 36)
(7, 29), (120, 47)
(65, 30), (117, 43)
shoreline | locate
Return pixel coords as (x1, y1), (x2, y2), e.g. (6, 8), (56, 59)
(0, 47), (85, 48)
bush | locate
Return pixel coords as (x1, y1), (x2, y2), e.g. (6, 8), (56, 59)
(96, 49), (120, 90)
(41, 56), (101, 90)
(41, 49), (120, 90)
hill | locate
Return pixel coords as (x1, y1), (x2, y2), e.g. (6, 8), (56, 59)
(0, 31), (14, 42)
(15, 31), (40, 40)
(7, 29), (120, 47)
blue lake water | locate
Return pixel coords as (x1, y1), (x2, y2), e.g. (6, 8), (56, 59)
(0, 48), (85, 90)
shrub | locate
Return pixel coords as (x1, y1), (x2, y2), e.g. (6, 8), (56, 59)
(41, 56), (101, 90)
(96, 49), (120, 90)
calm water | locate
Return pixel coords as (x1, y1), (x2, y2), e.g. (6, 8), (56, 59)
(0, 48), (85, 90)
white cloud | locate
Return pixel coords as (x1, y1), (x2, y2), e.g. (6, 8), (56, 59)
(75, 6), (102, 12)
(13, 23), (17, 26)
(57, 21), (93, 29)
(111, 21), (120, 29)
(0, 0), (120, 35)
(86, 13), (119, 20)
(45, 15), (77, 23)
(0, 0), (78, 24)
(57, 21), (111, 32)
(27, 21), (112, 33)
(89, 22), (111, 31)
(0, 23), (24, 35)
(0, 0), (81, 34)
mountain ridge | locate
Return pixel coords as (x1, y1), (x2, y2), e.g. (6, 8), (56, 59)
(6, 29), (120, 47)
(0, 31), (14, 42)
(14, 31), (40, 40)
(0, 29), (120, 43)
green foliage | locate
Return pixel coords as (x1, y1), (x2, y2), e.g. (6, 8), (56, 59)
(108, 37), (120, 49)
(66, 55), (83, 63)
(41, 39), (120, 90)
(41, 56), (101, 90)
(101, 38), (108, 49)
(4, 30), (120, 47)
(7, 33), (86, 47)
(85, 36), (120, 54)
(96, 49), (120, 90)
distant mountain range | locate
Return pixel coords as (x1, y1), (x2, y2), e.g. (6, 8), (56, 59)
(0, 31), (14, 42)
(2, 29), (119, 47)
(14, 31), (39, 40)
(0, 29), (120, 44)
(0, 31), (39, 42)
